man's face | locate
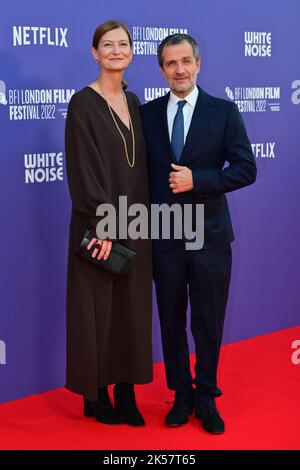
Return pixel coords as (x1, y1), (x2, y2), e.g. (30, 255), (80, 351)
(160, 41), (200, 97)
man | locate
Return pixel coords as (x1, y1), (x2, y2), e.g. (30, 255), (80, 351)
(140, 34), (256, 434)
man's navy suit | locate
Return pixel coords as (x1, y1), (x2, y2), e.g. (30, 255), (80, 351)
(140, 86), (256, 399)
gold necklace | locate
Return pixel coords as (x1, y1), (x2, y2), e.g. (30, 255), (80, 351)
(97, 84), (135, 168)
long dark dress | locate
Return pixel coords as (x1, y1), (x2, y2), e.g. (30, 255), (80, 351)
(65, 86), (153, 401)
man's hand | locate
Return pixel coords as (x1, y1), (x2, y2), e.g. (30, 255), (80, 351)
(168, 163), (193, 194)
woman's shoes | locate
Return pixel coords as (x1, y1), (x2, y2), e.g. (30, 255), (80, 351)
(83, 384), (145, 426)
(83, 386), (122, 425)
(113, 383), (145, 427)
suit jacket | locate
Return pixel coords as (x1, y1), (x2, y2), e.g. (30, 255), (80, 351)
(140, 85), (257, 251)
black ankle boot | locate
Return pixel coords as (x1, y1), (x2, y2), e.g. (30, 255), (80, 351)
(83, 387), (122, 425)
(113, 383), (145, 427)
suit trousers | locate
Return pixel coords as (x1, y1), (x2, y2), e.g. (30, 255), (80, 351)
(153, 240), (232, 398)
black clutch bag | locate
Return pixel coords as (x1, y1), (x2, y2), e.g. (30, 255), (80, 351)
(77, 229), (136, 276)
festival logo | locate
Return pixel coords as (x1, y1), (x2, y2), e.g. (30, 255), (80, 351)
(225, 85), (280, 112)
(0, 80), (8, 105)
(0, 82), (75, 120)
(131, 25), (188, 55)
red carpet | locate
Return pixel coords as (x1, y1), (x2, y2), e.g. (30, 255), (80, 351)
(0, 326), (299, 450)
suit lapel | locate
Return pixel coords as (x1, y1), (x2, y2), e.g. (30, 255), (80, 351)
(153, 92), (174, 161)
(180, 86), (215, 163)
(153, 86), (215, 164)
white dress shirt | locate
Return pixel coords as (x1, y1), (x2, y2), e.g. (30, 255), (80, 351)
(167, 85), (199, 144)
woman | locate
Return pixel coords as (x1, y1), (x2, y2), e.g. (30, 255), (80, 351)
(65, 21), (152, 426)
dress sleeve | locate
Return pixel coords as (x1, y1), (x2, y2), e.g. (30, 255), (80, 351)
(129, 91), (142, 107)
(65, 94), (118, 240)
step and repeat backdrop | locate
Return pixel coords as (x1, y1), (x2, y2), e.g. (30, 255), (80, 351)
(1, 0), (299, 402)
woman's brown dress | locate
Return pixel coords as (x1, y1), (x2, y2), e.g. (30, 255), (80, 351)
(65, 87), (152, 400)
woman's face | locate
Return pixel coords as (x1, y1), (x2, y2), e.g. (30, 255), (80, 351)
(93, 27), (132, 72)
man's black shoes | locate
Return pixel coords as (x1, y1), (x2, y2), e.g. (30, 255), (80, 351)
(195, 399), (225, 434)
(165, 392), (194, 427)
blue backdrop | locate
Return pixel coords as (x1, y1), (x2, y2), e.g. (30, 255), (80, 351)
(1, 0), (299, 402)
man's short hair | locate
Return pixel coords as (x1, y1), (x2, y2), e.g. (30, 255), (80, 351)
(157, 33), (200, 67)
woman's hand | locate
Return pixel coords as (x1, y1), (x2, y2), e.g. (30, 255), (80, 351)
(87, 238), (112, 261)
